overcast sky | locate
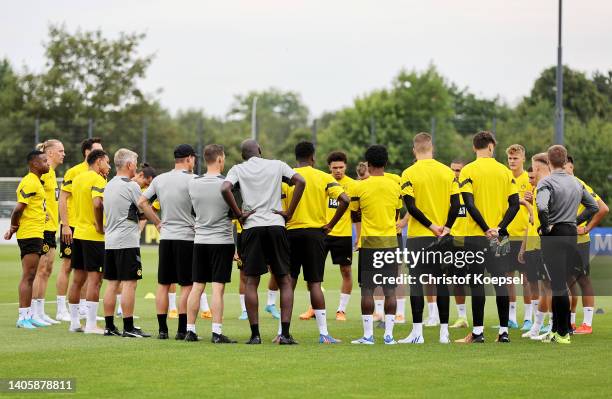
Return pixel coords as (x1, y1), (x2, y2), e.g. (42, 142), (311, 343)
(1, 0), (611, 118)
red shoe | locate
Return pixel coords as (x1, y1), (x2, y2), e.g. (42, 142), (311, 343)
(573, 323), (592, 335)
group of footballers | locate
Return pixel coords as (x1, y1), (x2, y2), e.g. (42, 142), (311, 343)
(5, 129), (607, 345)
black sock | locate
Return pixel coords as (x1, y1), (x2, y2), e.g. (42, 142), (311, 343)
(157, 314), (168, 333)
(281, 322), (290, 337)
(250, 323), (260, 338)
(178, 313), (187, 334)
(104, 316), (115, 330)
(123, 316), (134, 331)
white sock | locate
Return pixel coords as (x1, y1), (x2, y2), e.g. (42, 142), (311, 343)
(570, 312), (576, 325)
(69, 303), (80, 328)
(362, 315), (373, 338)
(374, 299), (384, 315)
(384, 314), (395, 337)
(240, 294), (246, 312)
(583, 307), (594, 326)
(40, 299), (47, 317)
(314, 309), (328, 335)
(428, 301), (439, 319)
(200, 293), (210, 312)
(440, 323), (449, 338)
(168, 292), (177, 311)
(509, 301), (517, 323)
(86, 301), (98, 329)
(499, 326), (509, 334)
(524, 303), (533, 322)
(30, 299), (39, 318)
(212, 322), (223, 335)
(277, 319), (282, 335)
(79, 298), (86, 314)
(187, 323), (196, 333)
(18, 307), (28, 321)
(457, 303), (467, 319)
(267, 290), (277, 307)
(547, 313), (553, 329)
(337, 293), (350, 312)
(412, 322), (423, 336)
(116, 295), (122, 313)
(396, 298), (406, 317)
(532, 299), (539, 312)
(57, 295), (67, 312)
(473, 326), (484, 335)
(533, 310), (545, 331)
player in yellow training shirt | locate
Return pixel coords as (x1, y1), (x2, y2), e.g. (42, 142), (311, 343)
(398, 133), (460, 344)
(55, 137), (103, 321)
(505, 144), (535, 330)
(282, 141), (348, 344)
(456, 131), (519, 344)
(350, 145), (402, 345)
(564, 156), (609, 334)
(4, 150), (49, 329)
(67, 149), (110, 334)
(324, 151), (357, 321)
(30, 139), (65, 326)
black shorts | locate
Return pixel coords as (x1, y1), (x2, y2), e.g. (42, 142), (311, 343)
(325, 236), (352, 266)
(288, 228), (327, 282)
(524, 249), (548, 283)
(71, 239), (104, 272)
(358, 247), (398, 289)
(192, 243), (235, 283)
(158, 240), (194, 286)
(42, 231), (57, 255)
(17, 238), (43, 259)
(59, 225), (75, 258)
(104, 248), (143, 281)
(236, 233), (243, 258)
(507, 240), (525, 273)
(241, 226), (291, 277)
(571, 242), (591, 276)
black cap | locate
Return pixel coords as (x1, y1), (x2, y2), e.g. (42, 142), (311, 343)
(174, 144), (196, 159)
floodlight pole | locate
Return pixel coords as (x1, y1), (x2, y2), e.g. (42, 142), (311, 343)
(555, 0), (564, 145)
(251, 96), (258, 141)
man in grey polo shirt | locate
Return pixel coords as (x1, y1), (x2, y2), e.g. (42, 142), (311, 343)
(536, 144), (598, 344)
(221, 139), (306, 345)
(138, 144), (196, 340)
(102, 148), (161, 338)
(184, 144), (237, 344)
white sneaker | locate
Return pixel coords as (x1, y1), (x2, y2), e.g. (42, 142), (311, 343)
(42, 314), (60, 324)
(522, 329), (539, 338)
(439, 332), (450, 344)
(531, 332), (550, 341)
(424, 315), (440, 327)
(69, 324), (83, 333)
(31, 316), (51, 327)
(56, 312), (71, 322)
(398, 333), (425, 344)
(84, 326), (104, 335)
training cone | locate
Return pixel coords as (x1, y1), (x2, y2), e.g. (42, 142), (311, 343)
(144, 292), (156, 299)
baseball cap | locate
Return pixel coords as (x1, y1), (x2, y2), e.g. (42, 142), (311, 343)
(174, 144), (196, 159)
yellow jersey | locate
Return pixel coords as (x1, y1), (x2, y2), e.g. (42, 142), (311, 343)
(507, 170), (532, 240)
(15, 172), (46, 239)
(526, 188), (540, 251)
(401, 159), (458, 237)
(41, 167), (59, 232)
(384, 172), (403, 234)
(326, 175), (355, 237)
(458, 157), (518, 236)
(61, 161), (89, 227)
(72, 170), (106, 242)
(350, 175), (402, 248)
(285, 166), (344, 230)
(575, 177), (600, 244)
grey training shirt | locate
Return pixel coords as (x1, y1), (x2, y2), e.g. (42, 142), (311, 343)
(143, 168), (195, 241)
(104, 176), (142, 249)
(189, 174), (234, 245)
(536, 170), (599, 227)
(224, 157), (296, 229)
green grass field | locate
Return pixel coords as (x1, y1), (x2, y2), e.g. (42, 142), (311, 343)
(1, 245), (610, 398)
